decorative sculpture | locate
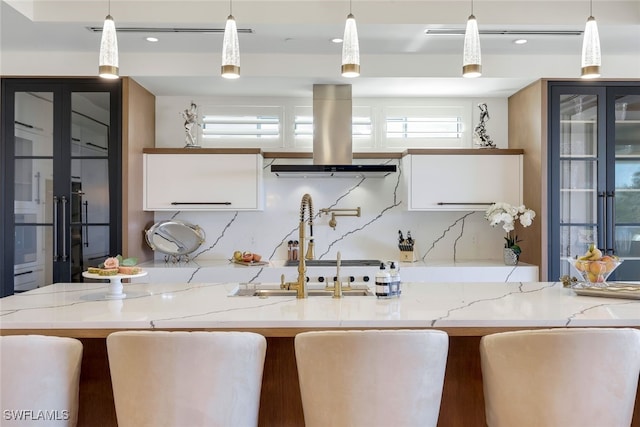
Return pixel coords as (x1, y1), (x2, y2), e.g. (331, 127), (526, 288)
(473, 103), (496, 148)
(181, 101), (200, 148)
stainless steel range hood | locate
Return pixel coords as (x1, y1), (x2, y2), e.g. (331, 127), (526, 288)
(271, 84), (396, 177)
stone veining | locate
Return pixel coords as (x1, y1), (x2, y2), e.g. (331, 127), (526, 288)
(422, 212), (475, 262)
(191, 212), (239, 260)
(431, 282), (555, 327)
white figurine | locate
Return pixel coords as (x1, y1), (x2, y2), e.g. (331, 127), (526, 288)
(181, 101), (200, 148)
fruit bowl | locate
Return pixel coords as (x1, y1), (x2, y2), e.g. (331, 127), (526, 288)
(567, 257), (623, 287)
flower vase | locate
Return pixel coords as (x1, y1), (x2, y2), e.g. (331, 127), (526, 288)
(503, 248), (519, 266)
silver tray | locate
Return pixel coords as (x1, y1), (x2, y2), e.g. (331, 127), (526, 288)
(572, 283), (640, 300)
(145, 220), (205, 256)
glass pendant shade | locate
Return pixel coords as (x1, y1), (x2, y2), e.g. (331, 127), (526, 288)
(221, 15), (240, 79)
(98, 15), (119, 79)
(341, 13), (360, 78)
(581, 16), (601, 79)
(462, 14), (481, 78)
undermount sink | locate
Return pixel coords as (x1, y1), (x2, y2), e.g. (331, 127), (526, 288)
(229, 286), (374, 297)
(284, 259), (381, 267)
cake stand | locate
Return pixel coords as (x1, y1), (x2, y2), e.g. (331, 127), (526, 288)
(82, 271), (147, 299)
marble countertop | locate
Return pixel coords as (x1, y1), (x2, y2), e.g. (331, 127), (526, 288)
(1, 281), (638, 337)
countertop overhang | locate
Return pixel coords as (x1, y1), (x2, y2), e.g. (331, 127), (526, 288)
(1, 281), (638, 338)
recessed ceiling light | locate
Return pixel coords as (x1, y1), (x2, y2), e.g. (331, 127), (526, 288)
(146, 36), (159, 42)
(331, 38), (343, 44)
(514, 39), (528, 44)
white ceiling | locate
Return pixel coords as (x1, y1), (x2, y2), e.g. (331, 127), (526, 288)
(1, 0), (639, 98)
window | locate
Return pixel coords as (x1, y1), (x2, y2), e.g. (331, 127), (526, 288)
(383, 106), (468, 148)
(200, 106), (282, 147)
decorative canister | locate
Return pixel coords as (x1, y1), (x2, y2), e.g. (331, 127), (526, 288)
(503, 248), (519, 266)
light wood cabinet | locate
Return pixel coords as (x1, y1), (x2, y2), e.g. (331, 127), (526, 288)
(143, 151), (264, 211)
(403, 150), (523, 211)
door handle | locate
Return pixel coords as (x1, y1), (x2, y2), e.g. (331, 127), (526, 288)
(34, 172), (41, 204)
(61, 195), (68, 261)
(83, 201), (89, 247)
(598, 191), (606, 250)
(607, 191), (616, 254)
(53, 196), (59, 261)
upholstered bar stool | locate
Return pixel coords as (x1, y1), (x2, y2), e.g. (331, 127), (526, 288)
(0, 335), (83, 427)
(294, 329), (449, 427)
(480, 328), (640, 427)
(107, 331), (267, 427)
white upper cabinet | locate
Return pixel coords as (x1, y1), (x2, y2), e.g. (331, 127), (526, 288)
(143, 152), (264, 211)
(403, 151), (523, 211)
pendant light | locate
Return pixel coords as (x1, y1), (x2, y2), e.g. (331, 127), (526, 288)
(98, 0), (119, 79)
(221, 0), (240, 79)
(462, 0), (481, 78)
(581, 0), (601, 79)
(341, 0), (360, 78)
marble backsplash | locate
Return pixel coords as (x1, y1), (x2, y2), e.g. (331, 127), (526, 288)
(150, 157), (507, 264)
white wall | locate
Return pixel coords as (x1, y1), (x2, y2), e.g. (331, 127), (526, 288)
(150, 95), (516, 263)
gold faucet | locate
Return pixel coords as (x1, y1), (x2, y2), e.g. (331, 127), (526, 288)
(319, 207), (361, 230)
(281, 193), (315, 298)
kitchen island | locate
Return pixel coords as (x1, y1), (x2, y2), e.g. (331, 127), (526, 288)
(1, 280), (639, 427)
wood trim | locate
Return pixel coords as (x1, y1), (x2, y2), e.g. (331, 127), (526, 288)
(143, 147), (263, 155)
(403, 148), (524, 155)
(508, 79), (546, 280)
(5, 325), (637, 339)
(262, 151), (404, 159)
(122, 78), (155, 263)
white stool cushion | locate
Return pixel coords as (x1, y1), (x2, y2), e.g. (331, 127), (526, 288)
(295, 329), (449, 427)
(107, 331), (266, 427)
(480, 328), (640, 427)
(0, 335), (83, 427)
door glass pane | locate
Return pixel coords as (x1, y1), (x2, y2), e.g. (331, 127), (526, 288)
(13, 223), (53, 291)
(13, 91), (54, 292)
(71, 93), (110, 157)
(560, 160), (597, 224)
(15, 92), (54, 157)
(83, 226), (111, 269)
(71, 159), (110, 224)
(559, 94), (598, 157)
(15, 158), (53, 220)
(614, 94), (640, 156)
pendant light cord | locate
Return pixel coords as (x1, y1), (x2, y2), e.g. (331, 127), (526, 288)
(349, 0), (352, 14)
(471, 0), (474, 15)
(108, 0), (111, 15)
(589, 0), (593, 16)
(230, 0), (233, 15)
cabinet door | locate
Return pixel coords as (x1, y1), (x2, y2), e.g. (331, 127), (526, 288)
(1, 79), (122, 297)
(608, 86), (640, 281)
(406, 154), (522, 211)
(144, 154), (264, 211)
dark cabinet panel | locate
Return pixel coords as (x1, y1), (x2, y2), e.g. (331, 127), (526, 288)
(548, 82), (640, 282)
(1, 78), (122, 296)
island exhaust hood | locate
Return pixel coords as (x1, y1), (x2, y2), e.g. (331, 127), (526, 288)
(271, 84), (396, 177)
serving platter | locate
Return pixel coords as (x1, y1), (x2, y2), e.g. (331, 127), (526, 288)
(572, 283), (640, 300)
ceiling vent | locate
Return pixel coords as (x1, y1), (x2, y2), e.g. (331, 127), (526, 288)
(424, 29), (583, 36)
(86, 26), (254, 34)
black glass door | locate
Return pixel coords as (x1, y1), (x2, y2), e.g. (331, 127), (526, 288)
(1, 78), (122, 296)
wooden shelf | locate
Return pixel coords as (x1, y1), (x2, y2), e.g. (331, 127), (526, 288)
(143, 148), (262, 155)
(403, 148), (524, 155)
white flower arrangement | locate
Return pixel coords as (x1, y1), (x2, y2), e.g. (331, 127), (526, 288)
(485, 202), (536, 255)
